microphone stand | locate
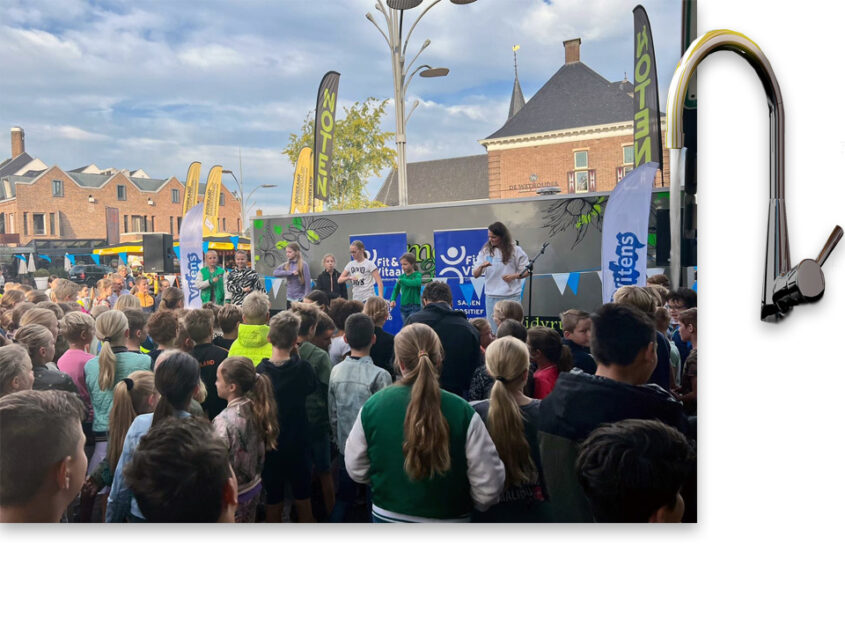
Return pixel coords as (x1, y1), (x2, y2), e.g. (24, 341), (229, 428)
(524, 241), (550, 325)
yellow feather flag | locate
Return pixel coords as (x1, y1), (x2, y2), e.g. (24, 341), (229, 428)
(202, 165), (223, 235)
(306, 154), (324, 213)
(183, 161), (201, 215)
(290, 147), (312, 214)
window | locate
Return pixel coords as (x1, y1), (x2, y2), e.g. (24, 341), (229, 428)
(574, 150), (588, 169)
(221, 217), (226, 232)
(0, 214), (5, 234)
(177, 216), (182, 232)
(237, 218), (241, 233)
(150, 216), (155, 232)
(32, 213), (46, 236)
(124, 216), (129, 234)
(23, 213), (28, 235)
(131, 215), (144, 232)
(219, 193), (225, 206)
(52, 180), (63, 197)
(623, 145), (634, 165)
(117, 184), (126, 201)
(170, 216), (174, 235)
(171, 188), (180, 204)
(49, 213), (56, 235)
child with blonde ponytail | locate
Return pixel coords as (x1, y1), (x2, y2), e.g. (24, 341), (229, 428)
(470, 336), (550, 522)
(213, 356), (279, 522)
(84, 310), (151, 475)
(345, 322), (505, 522)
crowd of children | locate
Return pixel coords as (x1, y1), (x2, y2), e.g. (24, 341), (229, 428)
(0, 247), (697, 524)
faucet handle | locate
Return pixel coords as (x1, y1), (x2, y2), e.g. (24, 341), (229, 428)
(772, 225), (842, 313)
(816, 225), (843, 267)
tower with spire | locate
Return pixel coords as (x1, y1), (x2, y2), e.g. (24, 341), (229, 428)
(508, 44), (525, 121)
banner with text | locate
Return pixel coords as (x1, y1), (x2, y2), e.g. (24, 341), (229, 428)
(434, 228), (488, 320)
(633, 5), (663, 173)
(601, 162), (658, 303)
(183, 161), (201, 215)
(202, 165), (223, 235)
(180, 202), (205, 309)
(349, 231), (406, 335)
(290, 147), (312, 215)
(313, 71), (340, 203)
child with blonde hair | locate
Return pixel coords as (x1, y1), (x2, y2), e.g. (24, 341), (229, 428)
(0, 344), (34, 396)
(345, 323), (505, 522)
(363, 295), (395, 378)
(15, 324), (78, 395)
(471, 336), (549, 522)
(84, 310), (151, 476)
(57, 311), (97, 433)
(228, 291), (272, 365)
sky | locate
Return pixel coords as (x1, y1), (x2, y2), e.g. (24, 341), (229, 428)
(1, 0), (683, 218)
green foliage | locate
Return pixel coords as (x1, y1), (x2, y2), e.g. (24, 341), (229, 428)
(575, 197), (607, 230)
(284, 98), (396, 210)
(34, 268), (50, 277)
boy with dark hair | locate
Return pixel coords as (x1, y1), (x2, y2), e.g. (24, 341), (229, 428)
(257, 311), (317, 522)
(213, 304), (242, 350)
(560, 309), (596, 374)
(290, 301), (335, 516)
(406, 280), (480, 397)
(185, 308), (229, 420)
(146, 310), (180, 365)
(123, 416), (238, 523)
(0, 390), (88, 522)
(329, 312), (392, 521)
(313, 311), (336, 352)
(575, 418), (695, 522)
(538, 303), (691, 522)
(666, 288), (697, 368)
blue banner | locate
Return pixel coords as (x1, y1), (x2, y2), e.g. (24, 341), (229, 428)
(601, 163), (658, 303)
(349, 232), (407, 335)
(92, 254), (100, 265)
(434, 228), (488, 320)
(179, 202), (205, 309)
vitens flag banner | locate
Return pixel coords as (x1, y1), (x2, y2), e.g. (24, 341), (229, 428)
(314, 71), (340, 203)
(290, 147), (312, 214)
(183, 161), (201, 215)
(349, 231), (406, 334)
(601, 162), (659, 303)
(633, 5), (663, 172)
(180, 202), (205, 309)
(202, 165), (223, 235)
(434, 228), (488, 321)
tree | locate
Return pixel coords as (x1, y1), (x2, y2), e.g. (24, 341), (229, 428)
(283, 98), (397, 210)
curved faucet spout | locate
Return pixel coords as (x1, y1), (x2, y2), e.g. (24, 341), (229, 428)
(666, 30), (841, 322)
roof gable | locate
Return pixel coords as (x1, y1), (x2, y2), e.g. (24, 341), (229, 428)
(486, 61), (635, 140)
(376, 155), (488, 206)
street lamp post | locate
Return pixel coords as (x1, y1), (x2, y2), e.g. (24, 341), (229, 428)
(222, 165), (276, 235)
(366, 0), (476, 207)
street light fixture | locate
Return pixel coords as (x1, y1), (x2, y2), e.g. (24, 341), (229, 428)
(222, 165), (276, 235)
(367, 0), (476, 207)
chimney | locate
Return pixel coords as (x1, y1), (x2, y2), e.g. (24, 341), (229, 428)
(10, 127), (24, 158)
(563, 38), (581, 65)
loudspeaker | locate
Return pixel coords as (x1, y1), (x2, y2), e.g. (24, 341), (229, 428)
(143, 233), (175, 273)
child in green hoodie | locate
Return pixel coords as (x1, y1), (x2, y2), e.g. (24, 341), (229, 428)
(227, 292), (272, 366)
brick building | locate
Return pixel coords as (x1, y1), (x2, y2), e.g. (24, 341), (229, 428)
(0, 127), (242, 247)
(376, 38), (669, 205)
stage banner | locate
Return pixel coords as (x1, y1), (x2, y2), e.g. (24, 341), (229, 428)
(180, 202), (205, 309)
(183, 161), (201, 215)
(349, 231), (406, 335)
(433, 228), (488, 320)
(633, 5), (663, 173)
(601, 162), (659, 303)
(314, 71), (340, 203)
(290, 147), (312, 214)
(202, 165), (223, 235)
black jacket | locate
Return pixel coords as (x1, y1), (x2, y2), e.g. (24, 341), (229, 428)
(563, 340), (597, 375)
(257, 357), (317, 453)
(191, 343), (229, 421)
(315, 270), (347, 300)
(370, 326), (395, 380)
(406, 302), (480, 397)
(33, 365), (79, 394)
(537, 370), (690, 522)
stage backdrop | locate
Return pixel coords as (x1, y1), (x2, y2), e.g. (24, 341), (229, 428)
(434, 228), (488, 321)
(349, 231), (406, 334)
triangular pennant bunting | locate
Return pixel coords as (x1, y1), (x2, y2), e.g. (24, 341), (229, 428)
(91, 254), (100, 265)
(164, 275), (177, 286)
(519, 278), (526, 301)
(459, 282), (475, 306)
(647, 267), (665, 278)
(272, 278), (284, 297)
(202, 241), (210, 253)
(551, 273), (570, 295)
(231, 236), (240, 251)
(173, 246), (180, 259)
(470, 276), (485, 300)
(568, 272), (581, 296)
(41, 255), (52, 263)
(119, 253), (128, 265)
